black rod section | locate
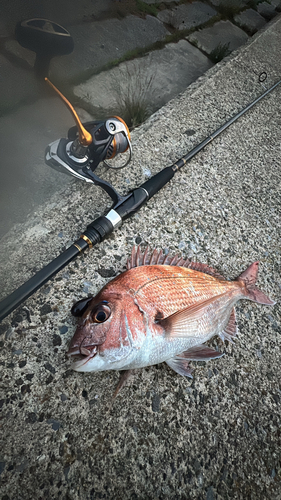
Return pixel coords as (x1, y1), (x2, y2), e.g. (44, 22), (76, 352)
(175, 79), (281, 170)
(0, 241), (86, 321)
(0, 79), (280, 321)
(0, 215), (115, 321)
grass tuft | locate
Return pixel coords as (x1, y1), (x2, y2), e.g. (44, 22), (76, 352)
(135, 0), (159, 17)
(217, 0), (243, 18)
(110, 61), (155, 128)
(209, 42), (231, 63)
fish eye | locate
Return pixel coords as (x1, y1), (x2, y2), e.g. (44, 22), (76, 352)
(92, 304), (111, 323)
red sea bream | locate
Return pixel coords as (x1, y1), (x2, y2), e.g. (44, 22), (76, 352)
(67, 247), (275, 386)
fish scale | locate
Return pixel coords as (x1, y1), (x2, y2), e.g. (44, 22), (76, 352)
(128, 266), (238, 319)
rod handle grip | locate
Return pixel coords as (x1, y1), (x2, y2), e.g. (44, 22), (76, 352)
(141, 166), (175, 199)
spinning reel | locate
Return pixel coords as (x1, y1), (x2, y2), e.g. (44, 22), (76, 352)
(15, 18), (132, 206)
(45, 79), (132, 205)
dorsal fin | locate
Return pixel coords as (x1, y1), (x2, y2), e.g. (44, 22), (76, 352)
(185, 261), (225, 280)
(127, 246), (225, 280)
(127, 246), (190, 270)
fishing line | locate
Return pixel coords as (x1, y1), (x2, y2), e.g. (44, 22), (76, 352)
(192, 62), (271, 134)
(232, 59), (278, 91)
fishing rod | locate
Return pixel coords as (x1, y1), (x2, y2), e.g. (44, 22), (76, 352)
(0, 78), (280, 322)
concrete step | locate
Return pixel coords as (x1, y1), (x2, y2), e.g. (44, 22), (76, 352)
(74, 39), (213, 123)
(234, 9), (267, 35)
(257, 1), (279, 19)
(187, 20), (249, 55)
(157, 2), (217, 30)
(50, 15), (169, 81)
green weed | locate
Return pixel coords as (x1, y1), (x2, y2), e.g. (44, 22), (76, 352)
(217, 0), (243, 18)
(136, 0), (159, 17)
(209, 42), (231, 63)
(111, 61), (155, 128)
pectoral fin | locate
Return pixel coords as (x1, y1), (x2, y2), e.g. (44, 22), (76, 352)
(160, 294), (225, 338)
(113, 369), (135, 398)
(166, 345), (224, 377)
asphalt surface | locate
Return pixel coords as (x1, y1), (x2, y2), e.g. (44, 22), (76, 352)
(0, 13), (281, 500)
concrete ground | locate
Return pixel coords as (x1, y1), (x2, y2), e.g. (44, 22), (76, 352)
(0, 13), (280, 500)
(0, 0), (280, 238)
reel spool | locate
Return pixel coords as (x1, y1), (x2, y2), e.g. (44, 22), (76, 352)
(46, 78), (131, 171)
(66, 115), (132, 170)
(104, 116), (131, 168)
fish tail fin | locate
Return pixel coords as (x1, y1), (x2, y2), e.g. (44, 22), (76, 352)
(237, 262), (275, 305)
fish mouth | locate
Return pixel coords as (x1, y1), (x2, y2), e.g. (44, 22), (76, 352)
(67, 345), (98, 369)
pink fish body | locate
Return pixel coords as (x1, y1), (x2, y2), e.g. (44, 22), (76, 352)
(67, 247), (275, 380)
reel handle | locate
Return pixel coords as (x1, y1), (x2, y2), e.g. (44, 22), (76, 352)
(16, 19), (74, 79)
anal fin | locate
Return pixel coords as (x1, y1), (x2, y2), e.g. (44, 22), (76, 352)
(166, 357), (193, 378)
(219, 308), (238, 343)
